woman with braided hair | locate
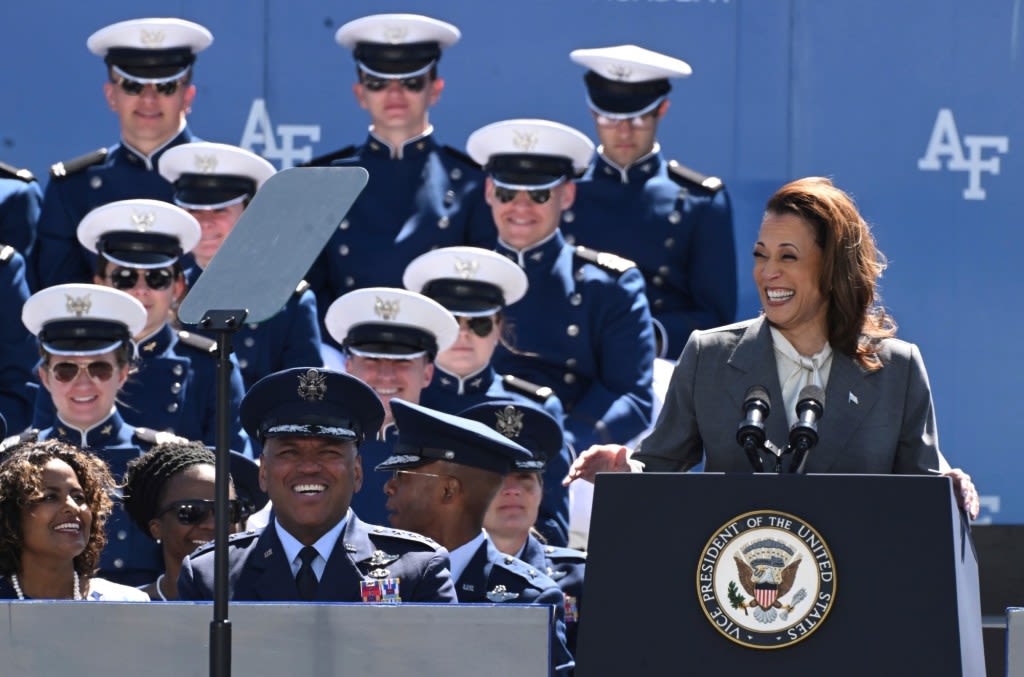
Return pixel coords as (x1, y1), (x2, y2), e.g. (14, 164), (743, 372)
(123, 440), (248, 601)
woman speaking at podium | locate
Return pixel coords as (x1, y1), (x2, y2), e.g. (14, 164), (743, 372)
(565, 177), (979, 518)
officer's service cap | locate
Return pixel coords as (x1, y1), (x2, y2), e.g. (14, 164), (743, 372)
(467, 119), (594, 189)
(88, 18), (212, 80)
(241, 368), (385, 445)
(78, 199), (200, 269)
(23, 284), (146, 356)
(571, 44), (691, 117)
(403, 246), (527, 316)
(326, 287), (458, 360)
(377, 399), (532, 474)
(459, 400), (562, 472)
(160, 142), (276, 211)
(336, 14), (460, 78)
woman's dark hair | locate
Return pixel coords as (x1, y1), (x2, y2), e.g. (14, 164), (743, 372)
(763, 177), (895, 370)
(122, 440), (217, 538)
(0, 440), (114, 578)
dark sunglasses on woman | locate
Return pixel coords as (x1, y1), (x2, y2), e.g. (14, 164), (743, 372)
(156, 499), (249, 526)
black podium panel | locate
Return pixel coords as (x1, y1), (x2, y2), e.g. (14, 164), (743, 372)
(577, 473), (984, 676)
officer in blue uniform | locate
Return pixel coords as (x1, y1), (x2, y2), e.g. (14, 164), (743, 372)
(31, 199), (250, 454)
(464, 400), (587, 657)
(21, 283), (174, 584)
(159, 141), (324, 389)
(304, 13), (494, 341)
(31, 17), (212, 290)
(0, 245), (38, 434)
(467, 118), (656, 451)
(565, 45), (737, 359)
(0, 161), (42, 257)
(380, 399), (574, 675)
(404, 245), (574, 545)
(178, 367), (457, 603)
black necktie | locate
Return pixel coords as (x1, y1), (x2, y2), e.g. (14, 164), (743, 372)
(296, 546), (319, 601)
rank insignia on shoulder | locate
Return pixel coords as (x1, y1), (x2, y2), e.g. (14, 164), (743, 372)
(501, 374), (555, 402)
(134, 427), (188, 445)
(575, 245), (636, 274)
(486, 585), (520, 602)
(546, 567), (569, 581)
(367, 550), (400, 567)
(50, 148), (108, 179)
(667, 160), (724, 193)
(0, 161), (35, 182)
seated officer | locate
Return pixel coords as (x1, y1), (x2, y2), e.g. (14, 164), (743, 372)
(31, 17), (212, 289)
(467, 119), (656, 450)
(403, 246), (574, 546)
(566, 45), (736, 359)
(0, 245), (37, 434)
(380, 399), (574, 675)
(0, 161), (42, 256)
(32, 199), (250, 454)
(159, 141), (324, 389)
(464, 400), (587, 657)
(178, 368), (457, 603)
(305, 13), (493, 339)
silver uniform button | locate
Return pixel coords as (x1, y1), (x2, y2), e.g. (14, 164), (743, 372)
(574, 269), (585, 282)
(167, 403), (179, 413)
(339, 244), (350, 256)
(654, 299), (664, 310)
(668, 211), (681, 224)
(564, 373), (577, 385)
(658, 265), (670, 276)
(444, 189), (456, 206)
(114, 558), (124, 569)
(566, 358), (577, 368)
(172, 365), (184, 376)
(569, 293), (582, 306)
(244, 337), (255, 348)
(249, 323), (259, 330)
(239, 358), (249, 369)
(437, 216), (450, 229)
(344, 277), (355, 288)
(117, 530), (127, 540)
(90, 176), (102, 189)
(339, 220), (350, 230)
(664, 237), (675, 249)
(450, 167), (462, 181)
(171, 382), (182, 394)
(567, 324), (580, 337)
(652, 276), (664, 287)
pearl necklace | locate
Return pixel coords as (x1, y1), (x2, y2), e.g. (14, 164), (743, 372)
(10, 571), (82, 600)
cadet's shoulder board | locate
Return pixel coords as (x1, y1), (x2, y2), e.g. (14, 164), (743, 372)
(574, 245), (637, 275)
(133, 427), (189, 446)
(301, 145), (357, 167)
(0, 161), (35, 183)
(666, 160), (724, 194)
(441, 145), (482, 171)
(369, 525), (443, 551)
(295, 279), (310, 295)
(0, 429), (39, 454)
(0, 244), (15, 264)
(501, 374), (555, 403)
(49, 148), (109, 179)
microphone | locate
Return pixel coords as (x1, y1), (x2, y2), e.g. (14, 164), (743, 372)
(736, 386), (771, 472)
(788, 385), (825, 473)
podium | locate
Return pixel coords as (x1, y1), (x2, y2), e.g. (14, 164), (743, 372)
(577, 474), (984, 676)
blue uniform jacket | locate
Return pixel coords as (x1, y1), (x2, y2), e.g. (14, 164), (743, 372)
(33, 322), (250, 456)
(40, 409), (162, 586)
(306, 131), (494, 342)
(178, 514), (457, 603)
(185, 266), (324, 390)
(455, 537), (574, 676)
(563, 150), (737, 359)
(31, 128), (198, 290)
(421, 364), (573, 546)
(350, 425), (399, 528)
(0, 248), (38, 433)
(492, 230), (655, 449)
(0, 170), (42, 256)
(519, 535), (586, 657)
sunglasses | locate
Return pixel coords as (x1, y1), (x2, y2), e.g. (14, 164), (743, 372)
(456, 315), (497, 338)
(361, 75), (427, 93)
(50, 361), (116, 383)
(593, 112), (659, 129)
(107, 266), (175, 291)
(112, 74), (186, 96)
(156, 499), (248, 526)
(493, 186), (554, 205)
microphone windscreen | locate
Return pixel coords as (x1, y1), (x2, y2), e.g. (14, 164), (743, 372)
(744, 385), (771, 407)
(797, 384), (825, 404)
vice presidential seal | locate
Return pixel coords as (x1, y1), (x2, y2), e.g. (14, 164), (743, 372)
(696, 510), (836, 649)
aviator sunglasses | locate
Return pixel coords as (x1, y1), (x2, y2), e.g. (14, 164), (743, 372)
(493, 187), (554, 205)
(49, 361), (116, 383)
(111, 74), (187, 96)
(107, 266), (175, 291)
(593, 112), (659, 129)
(456, 315), (497, 338)
(361, 74), (428, 93)
(157, 499), (248, 526)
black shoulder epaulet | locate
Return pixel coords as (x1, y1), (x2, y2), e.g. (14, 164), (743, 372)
(495, 553), (555, 588)
(367, 524), (443, 550)
(502, 374), (555, 403)
(0, 161), (35, 183)
(0, 244), (14, 264)
(177, 329), (218, 355)
(441, 145), (481, 170)
(666, 160), (725, 193)
(295, 279), (310, 295)
(50, 148), (108, 179)
(192, 529), (260, 558)
(544, 545), (587, 562)
(302, 145), (357, 167)
(0, 429), (39, 454)
(133, 427), (188, 446)
(574, 245), (637, 275)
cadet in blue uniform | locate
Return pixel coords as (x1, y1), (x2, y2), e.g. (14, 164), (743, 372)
(31, 199), (250, 454)
(380, 399), (574, 675)
(467, 119), (656, 450)
(404, 246), (574, 545)
(21, 283), (172, 585)
(159, 141), (323, 389)
(178, 367), (457, 603)
(0, 161), (42, 256)
(565, 45), (737, 359)
(466, 400), (587, 657)
(305, 13), (493, 338)
(0, 246), (38, 434)
(31, 18), (212, 290)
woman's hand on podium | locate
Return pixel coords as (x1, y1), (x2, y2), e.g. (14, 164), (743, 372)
(943, 468), (980, 520)
(563, 444), (632, 486)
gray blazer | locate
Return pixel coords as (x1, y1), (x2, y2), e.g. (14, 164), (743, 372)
(633, 317), (942, 474)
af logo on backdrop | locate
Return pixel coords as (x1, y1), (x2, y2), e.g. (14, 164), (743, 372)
(697, 510), (836, 649)
(918, 108), (1009, 200)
